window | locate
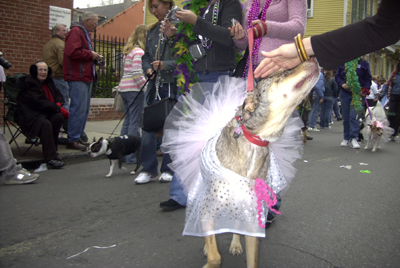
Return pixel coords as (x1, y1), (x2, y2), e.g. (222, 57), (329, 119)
(351, 0), (370, 23)
(307, 0), (314, 18)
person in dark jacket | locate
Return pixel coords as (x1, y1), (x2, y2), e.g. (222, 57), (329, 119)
(335, 58), (371, 149)
(17, 61), (69, 169)
(159, 0), (242, 211)
(319, 69), (338, 129)
(63, 12), (102, 151)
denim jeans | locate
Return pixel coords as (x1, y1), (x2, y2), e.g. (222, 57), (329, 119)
(140, 82), (176, 175)
(339, 90), (359, 140)
(120, 91), (145, 164)
(67, 81), (91, 142)
(331, 97), (342, 121)
(53, 78), (70, 110)
(320, 96), (334, 128)
(308, 95), (321, 128)
(169, 72), (230, 206)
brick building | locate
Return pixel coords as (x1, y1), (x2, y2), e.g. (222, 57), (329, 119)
(0, 0), (123, 126)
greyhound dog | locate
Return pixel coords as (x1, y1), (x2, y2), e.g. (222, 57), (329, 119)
(198, 58), (320, 268)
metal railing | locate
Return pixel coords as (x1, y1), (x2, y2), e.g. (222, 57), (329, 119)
(92, 33), (125, 98)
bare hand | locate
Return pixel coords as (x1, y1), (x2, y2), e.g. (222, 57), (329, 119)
(161, 19), (176, 38)
(147, 69), (155, 79)
(319, 98), (323, 104)
(342, 84), (350, 90)
(175, 10), (197, 25)
(254, 43), (301, 78)
(151, 60), (164, 71)
(229, 23), (245, 40)
(91, 51), (101, 60)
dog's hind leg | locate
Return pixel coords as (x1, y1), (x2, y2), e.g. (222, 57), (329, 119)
(203, 235), (221, 268)
(106, 160), (117, 178)
(245, 235), (259, 268)
(229, 234), (243, 255)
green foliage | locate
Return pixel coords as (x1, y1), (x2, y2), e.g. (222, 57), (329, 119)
(92, 65), (120, 98)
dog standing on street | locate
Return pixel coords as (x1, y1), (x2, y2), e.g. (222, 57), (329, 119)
(164, 58), (320, 268)
(89, 135), (141, 177)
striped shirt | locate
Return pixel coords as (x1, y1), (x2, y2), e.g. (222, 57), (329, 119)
(118, 47), (146, 92)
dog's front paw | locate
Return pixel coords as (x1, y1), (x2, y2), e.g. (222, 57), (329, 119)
(130, 171), (136, 175)
(105, 174), (112, 178)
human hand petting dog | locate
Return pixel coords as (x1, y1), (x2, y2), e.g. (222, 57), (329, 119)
(254, 37), (314, 78)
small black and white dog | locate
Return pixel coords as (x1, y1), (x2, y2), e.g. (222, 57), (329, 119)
(89, 135), (141, 178)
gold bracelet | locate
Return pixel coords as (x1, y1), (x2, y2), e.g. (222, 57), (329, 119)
(296, 33), (309, 62)
(294, 35), (305, 62)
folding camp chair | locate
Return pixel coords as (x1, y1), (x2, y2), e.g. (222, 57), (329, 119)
(2, 73), (40, 156)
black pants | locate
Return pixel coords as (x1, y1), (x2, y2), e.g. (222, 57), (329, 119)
(39, 113), (64, 162)
(387, 94), (400, 136)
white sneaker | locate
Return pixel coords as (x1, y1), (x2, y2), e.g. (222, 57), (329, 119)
(340, 140), (349, 147)
(329, 121), (334, 124)
(350, 139), (360, 149)
(135, 173), (152, 184)
(159, 172), (173, 183)
(308, 127), (320, 132)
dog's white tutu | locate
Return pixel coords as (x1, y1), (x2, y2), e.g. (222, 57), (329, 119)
(162, 76), (304, 237)
(362, 101), (394, 145)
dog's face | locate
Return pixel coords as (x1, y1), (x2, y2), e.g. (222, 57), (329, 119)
(370, 121), (384, 136)
(241, 58), (320, 141)
(89, 137), (108, 157)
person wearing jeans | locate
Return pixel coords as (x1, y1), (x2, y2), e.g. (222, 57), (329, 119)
(67, 81), (91, 142)
(119, 25), (148, 164)
(63, 13), (101, 151)
(319, 70), (337, 129)
(160, 71), (232, 211)
(308, 71), (324, 131)
(335, 58), (371, 148)
(136, 83), (176, 183)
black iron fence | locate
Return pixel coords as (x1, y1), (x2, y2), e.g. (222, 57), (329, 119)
(92, 33), (126, 98)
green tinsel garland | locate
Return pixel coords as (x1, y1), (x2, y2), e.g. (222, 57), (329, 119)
(345, 58), (363, 112)
(172, 0), (209, 94)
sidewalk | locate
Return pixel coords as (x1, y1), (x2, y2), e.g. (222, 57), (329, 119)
(4, 119), (124, 167)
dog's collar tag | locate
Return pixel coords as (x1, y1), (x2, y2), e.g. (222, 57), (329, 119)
(235, 116), (269, 147)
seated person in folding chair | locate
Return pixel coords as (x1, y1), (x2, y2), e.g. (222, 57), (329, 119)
(17, 61), (69, 169)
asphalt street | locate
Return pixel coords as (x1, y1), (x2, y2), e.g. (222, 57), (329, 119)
(1, 121), (399, 268)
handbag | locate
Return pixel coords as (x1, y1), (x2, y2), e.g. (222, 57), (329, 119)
(141, 97), (177, 133)
(112, 86), (125, 113)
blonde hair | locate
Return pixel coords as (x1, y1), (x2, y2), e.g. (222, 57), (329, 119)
(123, 24), (148, 55)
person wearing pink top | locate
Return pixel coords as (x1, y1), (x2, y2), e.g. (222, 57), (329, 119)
(231, 0), (307, 72)
(119, 25), (148, 164)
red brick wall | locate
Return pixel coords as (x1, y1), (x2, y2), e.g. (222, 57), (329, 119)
(0, 0), (73, 124)
(88, 102), (125, 121)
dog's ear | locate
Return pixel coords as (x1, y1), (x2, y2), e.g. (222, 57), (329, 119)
(93, 137), (97, 143)
(242, 93), (259, 120)
(98, 137), (103, 143)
